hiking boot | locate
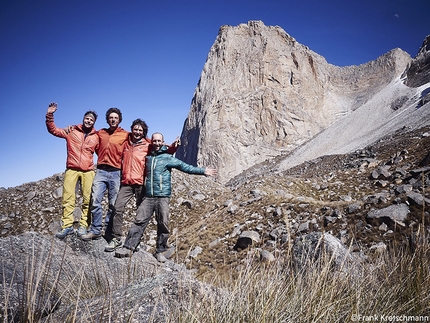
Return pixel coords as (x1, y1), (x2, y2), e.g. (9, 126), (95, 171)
(80, 231), (102, 241)
(105, 238), (122, 252)
(114, 247), (133, 258)
(154, 253), (167, 263)
(55, 226), (75, 239)
(76, 226), (87, 237)
(135, 242), (141, 252)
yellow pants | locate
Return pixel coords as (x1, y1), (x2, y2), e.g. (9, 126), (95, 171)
(61, 169), (95, 229)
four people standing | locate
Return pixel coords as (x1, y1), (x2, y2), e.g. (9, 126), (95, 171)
(46, 104), (214, 262)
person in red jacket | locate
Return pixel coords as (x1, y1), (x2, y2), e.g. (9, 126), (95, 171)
(104, 119), (180, 252)
(81, 107), (129, 241)
(45, 102), (99, 239)
(103, 118), (149, 251)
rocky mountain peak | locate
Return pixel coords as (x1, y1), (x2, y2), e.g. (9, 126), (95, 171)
(176, 20), (414, 184)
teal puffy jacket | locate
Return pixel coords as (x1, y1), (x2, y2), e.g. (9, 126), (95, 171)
(144, 146), (206, 197)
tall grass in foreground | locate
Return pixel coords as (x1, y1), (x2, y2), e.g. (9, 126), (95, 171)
(172, 236), (430, 323)
(0, 235), (153, 323)
(2, 232), (429, 322)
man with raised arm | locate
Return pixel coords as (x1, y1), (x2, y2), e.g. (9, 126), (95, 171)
(45, 102), (99, 238)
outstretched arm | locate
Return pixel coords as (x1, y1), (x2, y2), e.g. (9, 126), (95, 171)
(46, 102), (77, 135)
(171, 157), (217, 179)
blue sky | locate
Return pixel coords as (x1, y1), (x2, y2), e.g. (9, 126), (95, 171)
(0, 0), (429, 188)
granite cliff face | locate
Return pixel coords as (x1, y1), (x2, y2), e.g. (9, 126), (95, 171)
(404, 35), (430, 88)
(176, 20), (413, 183)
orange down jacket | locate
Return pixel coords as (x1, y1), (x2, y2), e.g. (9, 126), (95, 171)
(96, 127), (129, 169)
(120, 135), (179, 186)
(120, 136), (151, 185)
(46, 112), (99, 171)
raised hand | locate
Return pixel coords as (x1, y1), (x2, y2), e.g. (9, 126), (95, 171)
(47, 102), (58, 114)
(173, 136), (181, 147)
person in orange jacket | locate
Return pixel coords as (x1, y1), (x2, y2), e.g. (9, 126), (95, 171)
(104, 119), (180, 252)
(81, 107), (129, 241)
(45, 102), (99, 239)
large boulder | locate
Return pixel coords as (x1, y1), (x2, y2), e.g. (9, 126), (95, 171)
(366, 203), (410, 228)
(0, 232), (222, 322)
(292, 232), (362, 271)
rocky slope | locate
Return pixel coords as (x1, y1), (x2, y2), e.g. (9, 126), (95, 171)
(1, 123), (430, 320)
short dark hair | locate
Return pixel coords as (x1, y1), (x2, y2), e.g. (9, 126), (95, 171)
(131, 118), (148, 138)
(105, 107), (122, 123)
(84, 110), (98, 121)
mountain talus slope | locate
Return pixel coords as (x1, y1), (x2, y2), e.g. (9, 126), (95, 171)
(276, 77), (430, 173)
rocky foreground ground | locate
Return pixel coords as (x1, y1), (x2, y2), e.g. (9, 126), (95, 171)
(0, 125), (429, 321)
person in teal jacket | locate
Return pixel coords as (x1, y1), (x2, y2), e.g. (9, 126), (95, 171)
(115, 132), (217, 261)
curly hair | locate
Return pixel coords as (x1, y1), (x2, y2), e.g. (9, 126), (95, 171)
(105, 107), (122, 123)
(131, 118), (148, 138)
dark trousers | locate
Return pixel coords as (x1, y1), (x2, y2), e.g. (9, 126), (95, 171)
(110, 184), (143, 239)
(123, 197), (170, 253)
